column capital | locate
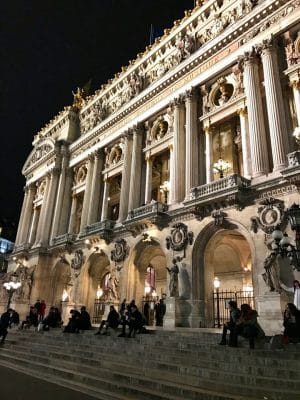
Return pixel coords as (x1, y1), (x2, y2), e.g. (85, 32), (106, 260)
(256, 37), (275, 56)
(132, 122), (144, 135)
(171, 96), (185, 108)
(145, 153), (155, 162)
(184, 87), (198, 102)
(168, 143), (174, 152)
(239, 48), (260, 67)
(236, 107), (248, 117)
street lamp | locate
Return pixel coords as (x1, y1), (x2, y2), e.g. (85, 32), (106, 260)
(159, 180), (170, 204)
(3, 273), (21, 310)
(271, 204), (300, 271)
(213, 277), (221, 328)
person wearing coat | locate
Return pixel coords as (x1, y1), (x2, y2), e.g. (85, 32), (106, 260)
(0, 309), (13, 344)
(280, 280), (300, 309)
(95, 305), (120, 335)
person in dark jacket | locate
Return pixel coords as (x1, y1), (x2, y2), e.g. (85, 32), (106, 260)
(219, 301), (241, 346)
(95, 305), (120, 335)
(0, 309), (13, 344)
(154, 299), (166, 326)
(79, 306), (91, 330)
(283, 303), (300, 342)
(63, 309), (81, 333)
(128, 305), (144, 338)
(43, 307), (62, 329)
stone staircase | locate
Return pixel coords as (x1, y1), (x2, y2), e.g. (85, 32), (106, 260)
(0, 329), (299, 400)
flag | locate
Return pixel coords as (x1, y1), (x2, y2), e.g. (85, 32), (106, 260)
(149, 24), (164, 45)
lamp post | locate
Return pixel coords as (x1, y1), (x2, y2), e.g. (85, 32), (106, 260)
(3, 273), (21, 310)
(159, 180), (170, 204)
(213, 277), (221, 328)
(270, 204), (300, 271)
(213, 159), (230, 179)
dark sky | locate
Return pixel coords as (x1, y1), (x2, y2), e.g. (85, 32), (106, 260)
(1, 0), (194, 231)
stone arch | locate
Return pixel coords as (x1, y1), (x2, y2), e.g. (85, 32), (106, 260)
(127, 238), (167, 311)
(192, 220), (254, 326)
(80, 252), (111, 314)
(50, 260), (71, 308)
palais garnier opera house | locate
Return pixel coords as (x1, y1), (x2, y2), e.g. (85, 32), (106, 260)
(2, 0), (300, 334)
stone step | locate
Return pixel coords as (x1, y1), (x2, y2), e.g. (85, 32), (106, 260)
(1, 344), (299, 399)
(0, 352), (254, 400)
(7, 332), (300, 366)
(4, 341), (300, 381)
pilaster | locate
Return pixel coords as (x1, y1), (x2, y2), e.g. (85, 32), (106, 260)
(144, 154), (154, 204)
(204, 126), (213, 183)
(87, 149), (104, 225)
(128, 125), (143, 212)
(237, 108), (252, 179)
(118, 133), (133, 222)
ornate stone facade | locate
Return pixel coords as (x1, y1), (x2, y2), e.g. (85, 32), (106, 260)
(3, 0), (300, 334)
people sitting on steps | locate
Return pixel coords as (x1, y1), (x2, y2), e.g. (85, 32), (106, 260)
(230, 303), (265, 349)
(0, 308), (13, 344)
(219, 300), (241, 346)
(127, 304), (145, 338)
(20, 306), (39, 330)
(42, 307), (62, 330)
(283, 302), (300, 343)
(95, 305), (120, 335)
(63, 309), (81, 333)
(79, 306), (92, 330)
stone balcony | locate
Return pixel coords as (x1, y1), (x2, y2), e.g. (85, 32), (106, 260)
(80, 220), (115, 243)
(124, 201), (170, 235)
(184, 174), (252, 215)
(51, 233), (77, 247)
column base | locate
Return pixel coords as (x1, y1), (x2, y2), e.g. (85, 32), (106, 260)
(256, 292), (284, 336)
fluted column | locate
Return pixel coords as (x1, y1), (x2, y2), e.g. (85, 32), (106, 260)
(50, 143), (70, 240)
(68, 195), (78, 233)
(128, 126), (143, 212)
(34, 175), (51, 245)
(168, 144), (175, 203)
(260, 40), (288, 171)
(28, 206), (40, 245)
(80, 157), (95, 231)
(204, 126), (213, 183)
(87, 150), (104, 225)
(101, 178), (110, 221)
(185, 88), (199, 199)
(173, 98), (185, 203)
(144, 155), (153, 204)
(237, 108), (252, 179)
(290, 78), (300, 126)
(118, 133), (133, 222)
(40, 168), (60, 244)
(15, 184), (35, 245)
(242, 50), (269, 177)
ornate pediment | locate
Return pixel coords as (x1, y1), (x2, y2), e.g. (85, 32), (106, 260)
(23, 139), (55, 174)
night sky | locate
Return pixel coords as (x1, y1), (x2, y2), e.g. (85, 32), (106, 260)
(1, 0), (194, 233)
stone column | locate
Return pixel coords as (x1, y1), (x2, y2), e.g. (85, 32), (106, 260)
(40, 168), (60, 244)
(50, 143), (70, 240)
(185, 88), (199, 199)
(168, 145), (175, 204)
(144, 155), (153, 204)
(204, 126), (213, 183)
(118, 133), (133, 222)
(68, 195), (78, 233)
(58, 168), (74, 236)
(28, 206), (40, 245)
(80, 157), (95, 231)
(87, 150), (104, 225)
(242, 50), (269, 177)
(173, 98), (185, 203)
(101, 178), (110, 221)
(237, 108), (252, 179)
(291, 79), (300, 125)
(260, 40), (288, 171)
(34, 174), (51, 245)
(128, 126), (143, 212)
(15, 184), (35, 245)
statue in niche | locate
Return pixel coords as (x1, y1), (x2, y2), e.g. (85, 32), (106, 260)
(166, 259), (179, 297)
(285, 42), (299, 67)
(262, 253), (281, 293)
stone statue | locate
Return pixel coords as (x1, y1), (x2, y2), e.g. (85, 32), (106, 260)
(72, 87), (85, 110)
(166, 259), (179, 297)
(285, 42), (299, 67)
(262, 253), (281, 292)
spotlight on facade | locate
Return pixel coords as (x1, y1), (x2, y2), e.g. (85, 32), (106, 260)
(213, 276), (221, 290)
(270, 204), (300, 271)
(96, 285), (103, 299)
(84, 239), (92, 249)
(292, 126), (300, 146)
(144, 286), (151, 295)
(62, 289), (69, 302)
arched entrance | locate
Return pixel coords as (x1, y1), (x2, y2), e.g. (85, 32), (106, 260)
(51, 260), (71, 307)
(193, 223), (253, 327)
(127, 239), (167, 325)
(80, 252), (111, 317)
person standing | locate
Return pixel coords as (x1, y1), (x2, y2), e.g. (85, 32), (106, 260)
(280, 280), (300, 309)
(155, 299), (166, 327)
(39, 300), (47, 322)
(0, 309), (13, 344)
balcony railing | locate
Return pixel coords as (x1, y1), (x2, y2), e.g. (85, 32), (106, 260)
(127, 201), (168, 220)
(189, 174), (251, 201)
(51, 234), (76, 246)
(83, 220), (115, 236)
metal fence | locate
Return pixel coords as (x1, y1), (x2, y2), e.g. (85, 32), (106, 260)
(213, 289), (254, 328)
(92, 300), (106, 324)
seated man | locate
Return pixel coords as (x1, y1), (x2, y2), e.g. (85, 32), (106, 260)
(231, 303), (265, 349)
(43, 307), (62, 329)
(9, 310), (20, 328)
(95, 305), (119, 335)
(128, 305), (144, 338)
(79, 306), (92, 330)
(219, 300), (240, 346)
(63, 309), (81, 333)
(20, 306), (39, 329)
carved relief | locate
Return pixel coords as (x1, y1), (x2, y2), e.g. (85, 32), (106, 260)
(104, 142), (124, 168)
(149, 116), (169, 143)
(285, 35), (300, 67)
(74, 163), (88, 185)
(111, 239), (129, 263)
(262, 252), (281, 293)
(166, 223), (193, 252)
(250, 198), (285, 234)
(80, 101), (107, 134)
(175, 33), (195, 63)
(35, 179), (47, 201)
(71, 249), (85, 278)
